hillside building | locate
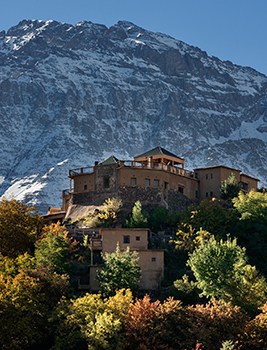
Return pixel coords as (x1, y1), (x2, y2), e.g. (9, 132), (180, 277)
(45, 146), (258, 292)
(74, 227), (164, 291)
(62, 146), (258, 215)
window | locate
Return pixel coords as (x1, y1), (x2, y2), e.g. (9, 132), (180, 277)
(206, 192), (208, 197)
(151, 257), (156, 262)
(241, 182), (249, 191)
(210, 173), (213, 179)
(164, 182), (169, 190)
(195, 190), (199, 198)
(131, 177), (137, 186)
(84, 184), (87, 190)
(145, 178), (150, 187)
(136, 236), (140, 241)
(103, 176), (110, 189)
(178, 186), (184, 194)
(123, 235), (130, 244)
(154, 179), (160, 188)
(205, 174), (209, 180)
(210, 191), (213, 197)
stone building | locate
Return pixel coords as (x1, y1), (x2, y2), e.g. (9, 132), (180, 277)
(44, 146), (258, 292)
(62, 146), (258, 214)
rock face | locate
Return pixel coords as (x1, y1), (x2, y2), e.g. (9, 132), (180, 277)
(0, 19), (266, 212)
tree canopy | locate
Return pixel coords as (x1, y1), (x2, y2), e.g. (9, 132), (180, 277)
(126, 201), (148, 228)
(187, 236), (267, 314)
(97, 245), (141, 297)
(35, 222), (78, 275)
(0, 199), (43, 257)
(220, 173), (241, 200)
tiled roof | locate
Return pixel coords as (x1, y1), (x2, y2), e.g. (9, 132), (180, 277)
(100, 155), (119, 165)
(134, 146), (179, 159)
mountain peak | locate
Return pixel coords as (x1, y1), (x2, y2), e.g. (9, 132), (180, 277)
(0, 19), (266, 211)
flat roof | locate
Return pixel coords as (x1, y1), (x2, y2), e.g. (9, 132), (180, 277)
(194, 165), (259, 181)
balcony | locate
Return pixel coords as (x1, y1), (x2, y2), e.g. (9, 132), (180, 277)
(70, 228), (103, 250)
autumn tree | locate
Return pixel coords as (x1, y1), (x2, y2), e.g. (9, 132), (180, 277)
(0, 252), (35, 277)
(241, 302), (267, 349)
(97, 245), (141, 297)
(0, 266), (69, 350)
(186, 300), (247, 350)
(78, 197), (122, 228)
(35, 222), (77, 275)
(0, 199), (42, 257)
(124, 295), (160, 349)
(53, 289), (133, 350)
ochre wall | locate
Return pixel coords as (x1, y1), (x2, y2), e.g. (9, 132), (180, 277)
(138, 250), (164, 290)
(101, 228), (149, 252)
(196, 167), (241, 200)
(73, 172), (95, 193)
(117, 166), (199, 201)
(240, 174), (258, 191)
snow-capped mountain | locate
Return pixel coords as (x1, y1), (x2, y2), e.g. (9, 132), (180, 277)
(0, 19), (266, 212)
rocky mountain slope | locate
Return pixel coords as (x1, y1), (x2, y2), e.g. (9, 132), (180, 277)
(0, 19), (266, 212)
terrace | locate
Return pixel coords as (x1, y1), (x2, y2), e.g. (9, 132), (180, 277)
(69, 160), (198, 179)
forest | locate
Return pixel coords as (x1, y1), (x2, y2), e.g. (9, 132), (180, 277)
(0, 178), (267, 350)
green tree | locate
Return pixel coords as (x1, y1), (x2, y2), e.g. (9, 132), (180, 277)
(220, 173), (241, 200)
(97, 245), (141, 297)
(175, 198), (237, 248)
(175, 225), (212, 252)
(0, 252), (35, 277)
(0, 199), (43, 257)
(187, 236), (267, 314)
(173, 274), (204, 305)
(233, 191), (267, 276)
(233, 190), (267, 220)
(35, 222), (77, 275)
(148, 206), (179, 231)
(126, 201), (148, 228)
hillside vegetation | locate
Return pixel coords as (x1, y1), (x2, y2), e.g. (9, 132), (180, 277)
(0, 190), (267, 349)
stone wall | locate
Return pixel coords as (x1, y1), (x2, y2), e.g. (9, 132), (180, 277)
(95, 164), (118, 193)
(118, 186), (162, 205)
(70, 185), (193, 212)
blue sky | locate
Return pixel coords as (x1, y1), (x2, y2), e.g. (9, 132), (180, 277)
(1, 0), (267, 74)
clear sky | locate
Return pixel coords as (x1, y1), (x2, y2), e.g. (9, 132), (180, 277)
(1, 0), (267, 75)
